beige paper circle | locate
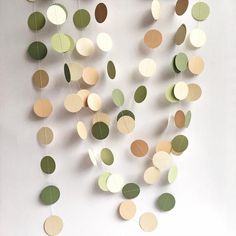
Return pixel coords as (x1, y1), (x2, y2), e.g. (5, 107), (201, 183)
(77, 89), (90, 107)
(32, 70), (49, 88)
(64, 94), (82, 113)
(188, 56), (205, 75)
(88, 149), (97, 166)
(155, 140), (172, 153)
(139, 58), (157, 77)
(174, 110), (185, 128)
(152, 151), (172, 171)
(144, 29), (162, 49)
(139, 212), (158, 232)
(87, 93), (102, 111)
(44, 215), (63, 236)
(96, 32), (113, 52)
(33, 99), (53, 118)
(76, 121), (87, 140)
(106, 174), (125, 193)
(151, 0), (161, 20)
(92, 112), (110, 126)
(174, 82), (189, 100)
(117, 116), (135, 134)
(82, 67), (100, 86)
(144, 166), (160, 185)
(76, 38), (95, 56)
(119, 200), (136, 220)
(189, 29), (207, 48)
(186, 83), (202, 102)
(67, 62), (83, 81)
(37, 127), (54, 145)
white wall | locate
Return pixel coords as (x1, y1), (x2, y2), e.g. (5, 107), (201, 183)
(0, 0), (235, 235)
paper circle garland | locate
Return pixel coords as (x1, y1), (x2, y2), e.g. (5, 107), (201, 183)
(92, 122), (109, 140)
(122, 183), (140, 199)
(28, 12), (46, 31)
(157, 193), (176, 211)
(64, 94), (82, 113)
(112, 89), (125, 107)
(64, 62), (83, 82)
(73, 9), (90, 29)
(40, 185), (60, 205)
(37, 127), (54, 145)
(119, 200), (136, 220)
(192, 2), (210, 21)
(151, 0), (161, 21)
(95, 3), (108, 23)
(139, 58), (157, 77)
(44, 215), (63, 236)
(33, 98), (53, 118)
(41, 156), (56, 174)
(139, 212), (158, 232)
(96, 33), (113, 52)
(82, 67), (100, 86)
(107, 60), (116, 79)
(28, 41), (47, 60)
(189, 29), (207, 48)
(32, 70), (49, 89)
(144, 29), (162, 49)
(47, 4), (67, 25)
(76, 38), (95, 56)
(175, 0), (189, 16)
(51, 33), (71, 53)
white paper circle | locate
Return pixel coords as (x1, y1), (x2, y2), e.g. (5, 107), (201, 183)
(139, 58), (157, 78)
(151, 0), (161, 20)
(88, 149), (97, 166)
(47, 4), (67, 25)
(106, 174), (125, 193)
(174, 81), (189, 100)
(76, 38), (95, 56)
(189, 29), (207, 48)
(96, 33), (113, 52)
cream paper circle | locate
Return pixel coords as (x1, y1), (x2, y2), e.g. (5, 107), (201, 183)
(76, 38), (95, 56)
(106, 174), (125, 193)
(44, 215), (63, 236)
(174, 82), (189, 100)
(88, 149), (98, 166)
(151, 0), (161, 20)
(64, 94), (82, 112)
(47, 4), (67, 25)
(189, 28), (207, 48)
(139, 58), (157, 78)
(87, 93), (102, 111)
(152, 151), (172, 171)
(76, 121), (87, 140)
(96, 32), (113, 52)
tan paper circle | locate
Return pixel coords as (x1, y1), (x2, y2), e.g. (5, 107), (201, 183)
(174, 82), (189, 100)
(130, 139), (149, 157)
(64, 94), (82, 113)
(144, 29), (162, 49)
(44, 215), (63, 236)
(188, 56), (205, 75)
(76, 38), (95, 56)
(87, 93), (102, 111)
(175, 24), (187, 45)
(152, 151), (172, 170)
(117, 116), (135, 134)
(186, 83), (202, 102)
(32, 70), (49, 88)
(92, 112), (110, 126)
(82, 67), (100, 86)
(139, 212), (158, 232)
(33, 99), (53, 118)
(77, 89), (90, 107)
(174, 110), (185, 128)
(37, 127), (54, 145)
(144, 166), (160, 185)
(119, 200), (136, 220)
(76, 121), (87, 140)
(155, 140), (172, 153)
(67, 62), (83, 81)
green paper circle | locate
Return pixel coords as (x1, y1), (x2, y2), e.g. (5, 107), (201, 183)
(192, 2), (210, 21)
(101, 148), (114, 166)
(175, 53), (188, 72)
(92, 122), (109, 140)
(168, 166), (178, 184)
(28, 12), (46, 31)
(134, 85), (147, 103)
(40, 156), (56, 174)
(122, 183), (140, 199)
(98, 172), (111, 191)
(64, 63), (71, 83)
(51, 33), (71, 53)
(112, 89), (125, 107)
(157, 193), (175, 211)
(165, 84), (179, 103)
(172, 56), (181, 73)
(117, 110), (135, 121)
(28, 41), (47, 60)
(171, 135), (188, 153)
(185, 110), (192, 128)
(40, 185), (60, 205)
(73, 9), (90, 29)
(107, 61), (116, 79)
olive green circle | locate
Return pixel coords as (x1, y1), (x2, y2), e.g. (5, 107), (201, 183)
(157, 193), (175, 211)
(28, 12), (46, 31)
(40, 156), (56, 174)
(117, 110), (135, 121)
(112, 89), (125, 107)
(92, 122), (109, 140)
(172, 56), (181, 73)
(101, 148), (114, 166)
(134, 85), (147, 103)
(165, 84), (179, 103)
(175, 53), (188, 72)
(185, 110), (192, 128)
(28, 41), (47, 60)
(40, 185), (60, 205)
(107, 61), (116, 79)
(192, 2), (210, 21)
(64, 63), (71, 83)
(73, 9), (90, 29)
(122, 183), (140, 199)
(171, 135), (188, 153)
